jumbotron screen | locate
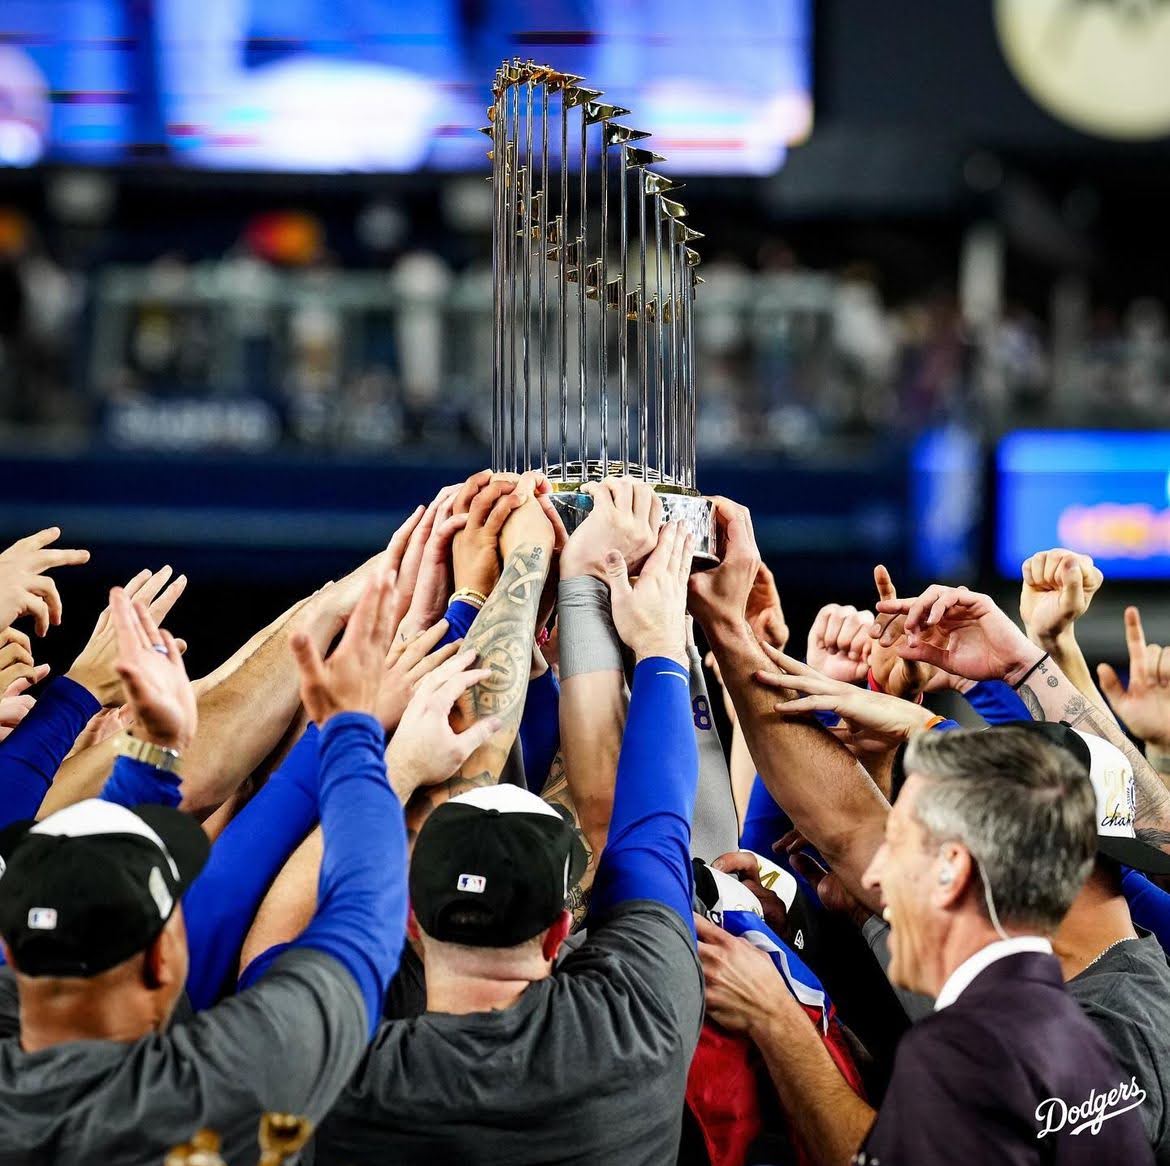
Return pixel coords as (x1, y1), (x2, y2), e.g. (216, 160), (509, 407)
(0, 0), (812, 174)
(997, 430), (1170, 580)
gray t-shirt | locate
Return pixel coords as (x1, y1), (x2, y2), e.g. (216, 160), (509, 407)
(0, 948), (366, 1166)
(315, 900), (703, 1166)
(1069, 932), (1170, 1165)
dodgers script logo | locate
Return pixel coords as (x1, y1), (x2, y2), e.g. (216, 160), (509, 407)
(1036, 1077), (1146, 1138)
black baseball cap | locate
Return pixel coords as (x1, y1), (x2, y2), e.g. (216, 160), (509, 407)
(0, 799), (210, 978)
(410, 786), (588, 948)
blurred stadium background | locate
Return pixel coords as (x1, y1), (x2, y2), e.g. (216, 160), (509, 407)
(1, 0), (1169, 675)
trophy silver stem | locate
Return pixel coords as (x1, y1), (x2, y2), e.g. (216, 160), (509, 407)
(638, 169), (649, 480)
(653, 192), (665, 479)
(598, 135), (609, 476)
(508, 81), (520, 471)
(578, 110), (588, 468)
(522, 73), (534, 474)
(687, 267), (697, 488)
(618, 147), (629, 473)
(490, 89), (503, 471)
(538, 82), (549, 475)
(558, 89), (569, 474)
(667, 210), (678, 485)
(678, 235), (690, 489)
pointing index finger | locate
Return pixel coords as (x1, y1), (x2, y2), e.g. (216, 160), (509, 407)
(1126, 606), (1150, 684)
(874, 564), (897, 604)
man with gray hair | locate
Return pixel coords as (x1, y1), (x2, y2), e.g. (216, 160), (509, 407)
(698, 724), (1153, 1164)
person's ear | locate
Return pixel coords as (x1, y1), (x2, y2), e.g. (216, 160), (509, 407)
(406, 907), (421, 943)
(542, 910), (573, 962)
(932, 845), (973, 910)
(142, 930), (167, 991)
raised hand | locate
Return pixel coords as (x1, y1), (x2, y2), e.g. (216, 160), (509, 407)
(452, 475), (526, 597)
(559, 478), (662, 579)
(399, 486), (468, 640)
(605, 521), (693, 666)
(746, 562), (788, 652)
(69, 567), (188, 706)
(0, 678), (37, 742)
(806, 604), (874, 684)
(687, 497), (761, 638)
(0, 527), (90, 636)
(292, 567), (398, 725)
(875, 584), (1038, 685)
(1020, 547), (1103, 648)
(757, 644), (936, 750)
(375, 619), (460, 733)
(1097, 606), (1170, 749)
(385, 648), (501, 798)
(111, 587), (196, 751)
(0, 627), (49, 694)
(498, 470), (555, 560)
(307, 504), (425, 636)
(867, 564), (950, 698)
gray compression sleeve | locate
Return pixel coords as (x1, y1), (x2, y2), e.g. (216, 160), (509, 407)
(557, 577), (625, 680)
(687, 641), (740, 862)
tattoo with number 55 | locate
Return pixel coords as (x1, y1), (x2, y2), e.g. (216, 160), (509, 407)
(405, 543), (549, 840)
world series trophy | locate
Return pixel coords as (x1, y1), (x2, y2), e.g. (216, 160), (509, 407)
(484, 60), (718, 564)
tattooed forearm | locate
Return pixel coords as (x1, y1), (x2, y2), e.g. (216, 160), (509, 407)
(1017, 683), (1044, 722)
(437, 543), (552, 798)
(1019, 674), (1170, 853)
(405, 769), (496, 844)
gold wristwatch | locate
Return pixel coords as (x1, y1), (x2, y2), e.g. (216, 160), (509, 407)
(117, 733), (183, 775)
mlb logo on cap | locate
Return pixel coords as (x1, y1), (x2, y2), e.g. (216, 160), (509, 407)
(27, 908), (57, 931)
(458, 874), (487, 894)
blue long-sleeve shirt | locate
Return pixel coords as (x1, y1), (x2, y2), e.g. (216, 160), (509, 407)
(1122, 866), (1170, 956)
(98, 726), (323, 1010)
(964, 679), (1031, 725)
(436, 598), (479, 648)
(520, 667), (560, 793)
(588, 657), (699, 940)
(183, 725), (321, 1008)
(239, 713), (408, 1037)
(0, 676), (99, 828)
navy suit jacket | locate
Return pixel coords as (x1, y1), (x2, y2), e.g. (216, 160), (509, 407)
(856, 951), (1154, 1165)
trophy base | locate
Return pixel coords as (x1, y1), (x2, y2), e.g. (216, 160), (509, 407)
(549, 486), (719, 569)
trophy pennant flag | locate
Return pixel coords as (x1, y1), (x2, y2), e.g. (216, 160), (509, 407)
(485, 59), (718, 563)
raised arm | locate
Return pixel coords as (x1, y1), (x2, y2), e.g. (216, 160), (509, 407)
(690, 500), (890, 910)
(1019, 548), (1111, 714)
(556, 480), (659, 857)
(404, 470), (554, 838)
(587, 522), (699, 934)
(44, 510), (429, 818)
(1097, 605), (1170, 787)
(881, 584), (1170, 852)
(238, 645), (499, 980)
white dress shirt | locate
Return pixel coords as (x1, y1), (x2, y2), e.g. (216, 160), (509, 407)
(934, 936), (1053, 1011)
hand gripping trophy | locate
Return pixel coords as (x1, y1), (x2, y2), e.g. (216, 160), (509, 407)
(484, 59), (718, 563)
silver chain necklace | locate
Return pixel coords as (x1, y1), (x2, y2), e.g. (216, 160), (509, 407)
(1085, 936), (1138, 971)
